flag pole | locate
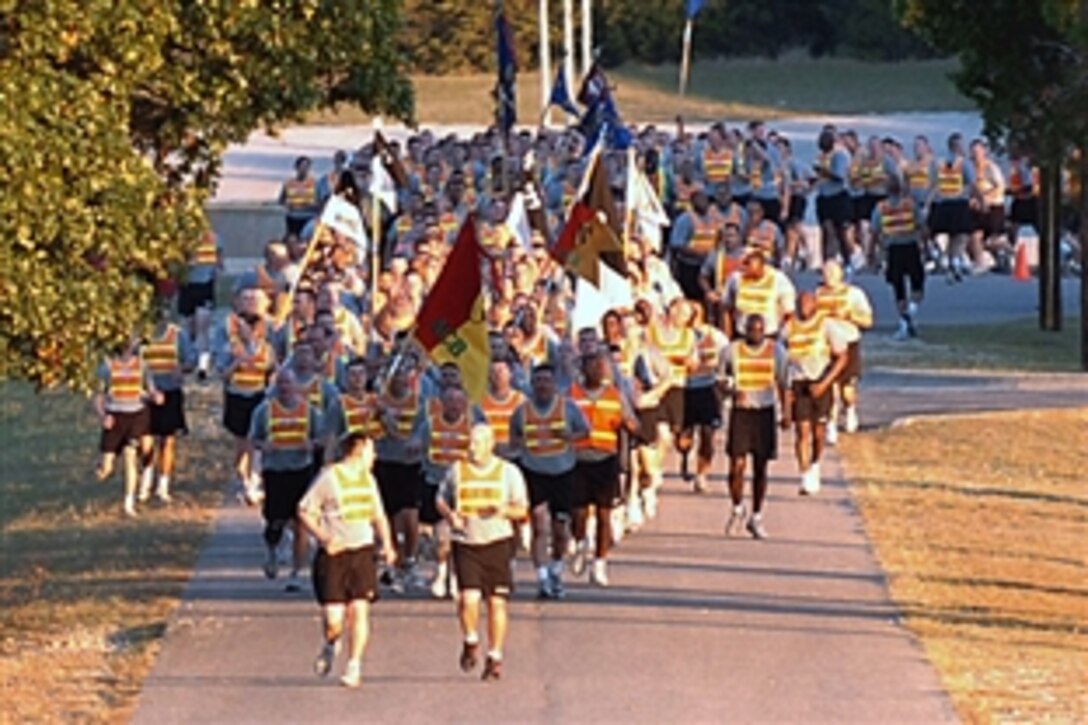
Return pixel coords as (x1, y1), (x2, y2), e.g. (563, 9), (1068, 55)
(563, 0), (576, 119)
(678, 18), (693, 96)
(580, 0), (592, 76)
(277, 221), (326, 325)
(539, 0), (552, 128)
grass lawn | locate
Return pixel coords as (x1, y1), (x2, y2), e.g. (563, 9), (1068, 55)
(840, 408), (1088, 724)
(0, 383), (232, 722)
(308, 57), (970, 126)
(864, 317), (1084, 373)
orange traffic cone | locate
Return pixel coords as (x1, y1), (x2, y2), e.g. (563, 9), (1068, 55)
(1012, 241), (1030, 281)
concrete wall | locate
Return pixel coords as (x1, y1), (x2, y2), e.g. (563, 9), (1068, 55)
(206, 201), (286, 262)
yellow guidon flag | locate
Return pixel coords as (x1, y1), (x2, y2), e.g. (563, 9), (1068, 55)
(412, 214), (490, 403)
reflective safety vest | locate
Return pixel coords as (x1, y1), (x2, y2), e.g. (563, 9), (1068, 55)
(694, 327), (721, 378)
(703, 147), (734, 184)
(426, 408), (472, 467)
(860, 157), (887, 192)
(482, 390), (525, 447)
(735, 270), (777, 322)
(193, 234), (218, 267)
(674, 178), (701, 213)
(937, 159), (964, 198)
(714, 251), (743, 289)
(746, 220), (777, 253)
(815, 284), (851, 322)
(688, 211), (720, 256)
(395, 215), (414, 240)
(906, 160), (930, 194)
(329, 465), (378, 524)
(144, 325), (179, 375)
(571, 383), (623, 453)
(734, 340), (776, 392)
(227, 314), (267, 346)
(848, 155), (865, 190)
(878, 198), (917, 237)
(439, 211), (460, 239)
(749, 160), (780, 190)
(284, 178), (316, 211)
(522, 398), (568, 458)
(649, 325), (694, 387)
(268, 398), (310, 450)
(301, 375), (325, 410)
(454, 458), (506, 516)
(379, 387), (419, 440)
(108, 356), (144, 405)
(478, 222), (510, 252)
(341, 392), (381, 438)
(784, 315), (828, 364)
(230, 342), (272, 394)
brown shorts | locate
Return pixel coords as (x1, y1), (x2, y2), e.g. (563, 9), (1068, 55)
(453, 539), (515, 598)
(312, 546), (378, 605)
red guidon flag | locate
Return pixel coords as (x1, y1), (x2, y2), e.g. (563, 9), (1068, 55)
(413, 215), (489, 403)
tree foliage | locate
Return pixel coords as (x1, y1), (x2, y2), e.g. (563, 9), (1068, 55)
(0, 0), (412, 389)
(397, 0), (935, 74)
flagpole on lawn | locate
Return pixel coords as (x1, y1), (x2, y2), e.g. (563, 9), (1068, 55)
(563, 0), (576, 118)
(580, 0), (592, 76)
(539, 0), (552, 128)
(369, 118), (384, 343)
(678, 18), (694, 96)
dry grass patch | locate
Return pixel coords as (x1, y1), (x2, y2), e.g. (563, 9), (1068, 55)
(308, 57), (968, 126)
(840, 408), (1088, 724)
(0, 383), (232, 723)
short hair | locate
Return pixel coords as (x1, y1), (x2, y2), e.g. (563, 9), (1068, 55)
(531, 362), (555, 377)
(340, 432), (370, 456)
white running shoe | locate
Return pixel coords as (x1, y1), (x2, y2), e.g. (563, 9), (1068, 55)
(724, 505), (747, 537)
(893, 318), (910, 342)
(570, 539), (589, 578)
(643, 488), (658, 520)
(625, 500), (644, 532)
(826, 420), (839, 446)
(340, 660), (362, 688)
(590, 559), (609, 587)
(123, 496), (137, 518)
(430, 566), (448, 600)
(611, 507), (626, 545)
(799, 465), (821, 495)
(845, 407), (859, 434)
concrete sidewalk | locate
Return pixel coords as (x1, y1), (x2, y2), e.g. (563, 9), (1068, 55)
(138, 384), (1088, 722)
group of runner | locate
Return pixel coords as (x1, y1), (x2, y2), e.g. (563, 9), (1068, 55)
(94, 116), (1075, 687)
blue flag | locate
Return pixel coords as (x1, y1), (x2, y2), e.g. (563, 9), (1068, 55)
(576, 64), (631, 152)
(495, 10), (517, 133)
(687, 0), (707, 19)
(548, 67), (580, 117)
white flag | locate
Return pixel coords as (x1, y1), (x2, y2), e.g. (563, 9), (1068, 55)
(626, 148), (669, 229)
(505, 192), (533, 251)
(599, 260), (634, 311)
(572, 276), (608, 335)
(320, 195), (369, 250)
(370, 155), (398, 213)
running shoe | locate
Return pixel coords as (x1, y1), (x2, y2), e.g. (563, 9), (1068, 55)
(459, 641), (480, 673)
(284, 571), (301, 593)
(844, 407), (859, 433)
(340, 660), (362, 688)
(314, 641), (337, 677)
(590, 559), (610, 587)
(481, 656), (502, 682)
(826, 420), (839, 446)
(724, 506), (747, 537)
(746, 516), (769, 540)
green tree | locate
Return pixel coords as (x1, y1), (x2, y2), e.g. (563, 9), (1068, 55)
(898, 0), (1087, 367)
(0, 0), (412, 389)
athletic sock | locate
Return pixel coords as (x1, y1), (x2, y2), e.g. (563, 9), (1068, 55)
(487, 649), (503, 661)
(157, 474), (170, 493)
(536, 566), (549, 583)
(548, 560), (563, 578)
(139, 466), (154, 496)
(464, 632), (479, 645)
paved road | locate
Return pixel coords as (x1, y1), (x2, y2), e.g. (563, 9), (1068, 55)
(144, 379), (1088, 721)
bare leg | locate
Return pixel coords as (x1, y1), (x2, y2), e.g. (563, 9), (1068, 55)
(530, 503), (551, 569)
(345, 599), (370, 666)
(486, 596), (508, 657)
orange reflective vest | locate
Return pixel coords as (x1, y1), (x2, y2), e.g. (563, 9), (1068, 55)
(268, 398), (310, 450)
(937, 159), (965, 198)
(230, 342), (272, 395)
(284, 178), (316, 211)
(694, 327), (721, 378)
(193, 234), (218, 267)
(906, 160), (930, 194)
(426, 409), (471, 467)
(144, 326), (179, 375)
(341, 392), (381, 438)
(379, 388), (419, 440)
(1008, 164), (1039, 199)
(878, 198), (917, 237)
(860, 158), (887, 192)
(522, 398), (568, 458)
(703, 147), (734, 184)
(108, 356), (144, 405)
(689, 211), (721, 256)
(482, 390), (525, 447)
(735, 340), (776, 392)
(784, 315), (828, 364)
(571, 383), (623, 453)
(301, 375), (325, 410)
(714, 252), (742, 289)
(454, 458), (506, 516)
